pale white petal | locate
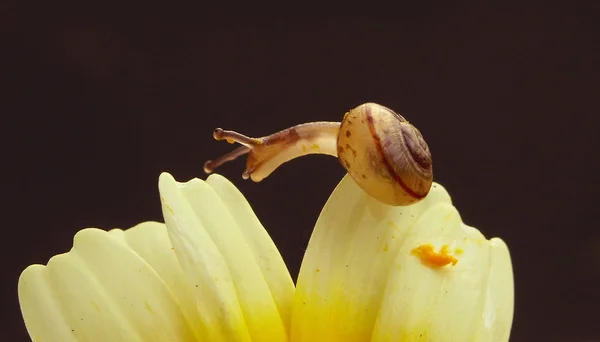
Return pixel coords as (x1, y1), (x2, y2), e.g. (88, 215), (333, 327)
(19, 228), (198, 342)
(159, 172), (290, 342)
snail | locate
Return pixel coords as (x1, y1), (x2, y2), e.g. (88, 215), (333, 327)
(204, 102), (433, 206)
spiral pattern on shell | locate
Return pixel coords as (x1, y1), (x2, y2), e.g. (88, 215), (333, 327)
(337, 103), (433, 206)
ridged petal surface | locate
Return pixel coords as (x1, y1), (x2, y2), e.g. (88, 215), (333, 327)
(291, 175), (514, 342)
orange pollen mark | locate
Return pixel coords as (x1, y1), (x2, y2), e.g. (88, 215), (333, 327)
(226, 138), (235, 144)
(411, 244), (458, 267)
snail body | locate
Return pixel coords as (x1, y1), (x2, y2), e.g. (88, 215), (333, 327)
(204, 102), (433, 206)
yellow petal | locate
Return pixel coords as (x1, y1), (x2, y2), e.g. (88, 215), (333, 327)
(19, 228), (197, 342)
(206, 173), (295, 331)
(291, 175), (514, 342)
(474, 238), (514, 341)
(159, 172), (291, 342)
(108, 222), (204, 339)
(19, 265), (78, 342)
(371, 207), (492, 341)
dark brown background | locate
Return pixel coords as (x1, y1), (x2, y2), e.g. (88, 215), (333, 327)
(2, 2), (599, 341)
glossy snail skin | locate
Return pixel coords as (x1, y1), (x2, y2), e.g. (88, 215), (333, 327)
(204, 103), (433, 206)
(204, 122), (341, 182)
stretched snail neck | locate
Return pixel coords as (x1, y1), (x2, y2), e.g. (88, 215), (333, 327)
(204, 122), (340, 182)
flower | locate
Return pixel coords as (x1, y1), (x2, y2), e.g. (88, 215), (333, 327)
(19, 173), (514, 341)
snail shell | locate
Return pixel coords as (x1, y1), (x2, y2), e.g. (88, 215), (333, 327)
(336, 103), (433, 206)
